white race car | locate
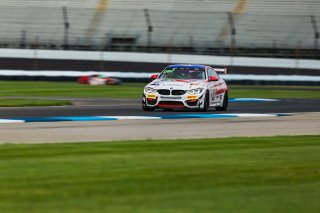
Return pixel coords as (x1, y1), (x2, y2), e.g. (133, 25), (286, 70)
(142, 64), (228, 111)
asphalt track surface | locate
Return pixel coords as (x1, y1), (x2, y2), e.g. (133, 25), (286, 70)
(0, 98), (319, 119)
(0, 98), (319, 144)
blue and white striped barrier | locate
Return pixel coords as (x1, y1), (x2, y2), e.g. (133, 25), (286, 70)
(0, 113), (290, 124)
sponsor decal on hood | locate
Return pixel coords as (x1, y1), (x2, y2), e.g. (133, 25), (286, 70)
(149, 79), (206, 89)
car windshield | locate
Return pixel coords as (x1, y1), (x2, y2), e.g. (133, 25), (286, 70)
(158, 67), (205, 80)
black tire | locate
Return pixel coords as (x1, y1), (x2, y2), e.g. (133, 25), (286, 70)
(216, 92), (228, 111)
(142, 100), (155, 111)
(201, 91), (209, 112)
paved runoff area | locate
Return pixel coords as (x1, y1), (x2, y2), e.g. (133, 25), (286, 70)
(1, 112), (319, 144)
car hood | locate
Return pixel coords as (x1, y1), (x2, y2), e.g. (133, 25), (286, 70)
(147, 79), (206, 90)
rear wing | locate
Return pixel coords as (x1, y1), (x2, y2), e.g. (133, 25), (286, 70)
(213, 68), (227, 74)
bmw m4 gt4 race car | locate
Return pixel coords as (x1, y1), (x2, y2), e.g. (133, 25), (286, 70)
(142, 64), (228, 111)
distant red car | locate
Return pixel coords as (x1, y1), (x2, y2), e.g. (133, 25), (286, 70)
(78, 74), (122, 85)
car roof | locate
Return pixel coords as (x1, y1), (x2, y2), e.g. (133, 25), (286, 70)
(166, 64), (208, 69)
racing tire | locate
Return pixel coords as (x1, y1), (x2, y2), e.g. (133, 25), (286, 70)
(216, 92), (228, 111)
(200, 91), (209, 112)
(142, 100), (155, 111)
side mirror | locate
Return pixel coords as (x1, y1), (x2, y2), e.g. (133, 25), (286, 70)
(151, 74), (158, 80)
(209, 76), (219, 81)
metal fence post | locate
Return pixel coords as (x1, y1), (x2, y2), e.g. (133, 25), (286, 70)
(144, 9), (153, 52)
(62, 6), (70, 50)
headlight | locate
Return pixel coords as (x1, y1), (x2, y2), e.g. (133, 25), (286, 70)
(144, 87), (157, 93)
(187, 88), (204, 95)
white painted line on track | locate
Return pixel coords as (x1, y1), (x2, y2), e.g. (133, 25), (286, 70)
(0, 119), (25, 124)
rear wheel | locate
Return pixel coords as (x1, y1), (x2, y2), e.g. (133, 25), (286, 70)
(216, 92), (228, 111)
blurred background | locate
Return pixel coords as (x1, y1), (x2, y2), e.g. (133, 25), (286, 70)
(0, 0), (319, 84)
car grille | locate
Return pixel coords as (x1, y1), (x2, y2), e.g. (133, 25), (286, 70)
(158, 89), (186, 95)
(172, 90), (186, 95)
(158, 89), (170, 95)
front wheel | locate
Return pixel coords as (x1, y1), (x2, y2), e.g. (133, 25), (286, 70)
(200, 91), (209, 112)
(216, 92), (228, 111)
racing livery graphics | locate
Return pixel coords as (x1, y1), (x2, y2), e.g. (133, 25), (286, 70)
(142, 64), (228, 111)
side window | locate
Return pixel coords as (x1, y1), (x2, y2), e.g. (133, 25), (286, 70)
(208, 68), (219, 78)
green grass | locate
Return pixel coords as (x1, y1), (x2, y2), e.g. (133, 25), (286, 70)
(0, 81), (319, 99)
(0, 99), (72, 107)
(0, 136), (319, 213)
(0, 81), (144, 98)
(0, 81), (319, 106)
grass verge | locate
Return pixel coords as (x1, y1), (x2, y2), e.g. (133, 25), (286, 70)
(0, 99), (72, 107)
(0, 81), (319, 99)
(0, 135), (319, 213)
(230, 85), (320, 99)
(0, 81), (143, 98)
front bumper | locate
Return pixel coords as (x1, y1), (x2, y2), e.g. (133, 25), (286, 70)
(143, 92), (204, 109)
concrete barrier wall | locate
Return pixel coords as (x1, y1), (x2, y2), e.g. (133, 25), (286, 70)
(0, 48), (319, 85)
(1, 70), (319, 86)
(1, 48), (320, 70)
